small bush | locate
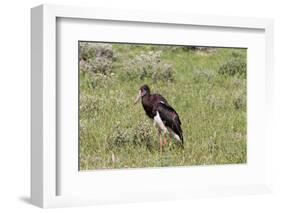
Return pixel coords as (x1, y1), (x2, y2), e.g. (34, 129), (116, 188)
(123, 51), (174, 82)
(80, 43), (113, 75)
(107, 120), (154, 150)
(218, 58), (246, 76)
(79, 43), (96, 60)
(132, 120), (154, 146)
(80, 42), (113, 60)
(82, 57), (112, 75)
(107, 125), (133, 150)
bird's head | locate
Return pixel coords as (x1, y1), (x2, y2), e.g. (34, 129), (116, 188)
(134, 84), (150, 104)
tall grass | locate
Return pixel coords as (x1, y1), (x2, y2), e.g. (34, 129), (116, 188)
(79, 43), (247, 170)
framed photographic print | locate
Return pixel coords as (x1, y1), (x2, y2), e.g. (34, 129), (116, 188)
(31, 4), (274, 208)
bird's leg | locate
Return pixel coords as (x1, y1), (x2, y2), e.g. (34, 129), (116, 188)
(159, 134), (163, 154)
(163, 134), (167, 145)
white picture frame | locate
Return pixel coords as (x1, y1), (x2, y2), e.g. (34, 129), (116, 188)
(31, 4), (274, 208)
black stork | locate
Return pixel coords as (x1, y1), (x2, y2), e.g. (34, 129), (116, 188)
(134, 85), (184, 152)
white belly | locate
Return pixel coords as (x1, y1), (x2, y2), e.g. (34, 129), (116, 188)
(154, 111), (167, 133)
(154, 111), (181, 142)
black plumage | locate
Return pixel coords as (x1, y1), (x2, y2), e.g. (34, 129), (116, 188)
(156, 102), (184, 143)
(134, 85), (184, 149)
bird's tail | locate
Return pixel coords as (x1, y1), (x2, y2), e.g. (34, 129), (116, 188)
(179, 130), (184, 149)
(175, 118), (184, 148)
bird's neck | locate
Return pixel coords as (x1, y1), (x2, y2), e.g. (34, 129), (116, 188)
(141, 94), (153, 110)
(141, 94), (151, 103)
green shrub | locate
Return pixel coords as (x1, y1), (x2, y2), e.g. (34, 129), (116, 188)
(106, 125), (133, 149)
(123, 51), (174, 82)
(80, 42), (113, 75)
(79, 43), (96, 60)
(132, 120), (154, 146)
(80, 42), (113, 60)
(218, 58), (246, 76)
(107, 120), (154, 150)
(82, 57), (112, 75)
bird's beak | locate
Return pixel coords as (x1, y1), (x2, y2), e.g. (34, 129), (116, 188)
(134, 90), (141, 105)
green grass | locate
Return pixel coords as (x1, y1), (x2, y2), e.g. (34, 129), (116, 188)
(79, 43), (247, 170)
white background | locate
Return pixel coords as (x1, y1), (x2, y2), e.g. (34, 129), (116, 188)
(57, 17), (267, 198)
(0, 0), (280, 212)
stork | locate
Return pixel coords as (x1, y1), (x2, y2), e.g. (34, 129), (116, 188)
(134, 85), (184, 152)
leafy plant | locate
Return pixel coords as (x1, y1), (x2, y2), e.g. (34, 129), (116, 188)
(80, 42), (113, 75)
(107, 120), (154, 151)
(123, 51), (174, 82)
(80, 42), (113, 60)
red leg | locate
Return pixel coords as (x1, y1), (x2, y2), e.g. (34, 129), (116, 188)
(163, 136), (167, 145)
(159, 135), (163, 154)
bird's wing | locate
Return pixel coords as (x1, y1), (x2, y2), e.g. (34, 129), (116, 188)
(156, 102), (183, 143)
(158, 101), (181, 124)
